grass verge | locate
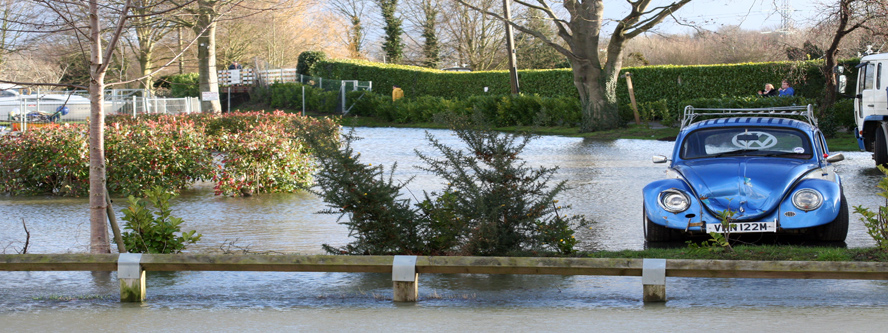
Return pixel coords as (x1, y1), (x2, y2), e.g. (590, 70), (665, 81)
(577, 246), (888, 262)
(306, 110), (860, 151)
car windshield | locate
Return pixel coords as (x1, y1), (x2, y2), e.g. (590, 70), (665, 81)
(680, 127), (813, 160)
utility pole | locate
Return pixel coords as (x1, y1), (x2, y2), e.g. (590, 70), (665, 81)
(503, 0), (519, 94)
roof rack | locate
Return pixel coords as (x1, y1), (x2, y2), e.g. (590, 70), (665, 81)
(680, 104), (816, 129)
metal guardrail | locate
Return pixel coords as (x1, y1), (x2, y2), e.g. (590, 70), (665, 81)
(3, 254), (888, 303)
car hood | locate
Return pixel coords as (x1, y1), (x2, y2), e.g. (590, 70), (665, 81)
(674, 158), (816, 220)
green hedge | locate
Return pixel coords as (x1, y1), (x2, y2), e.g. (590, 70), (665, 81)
(254, 83), (340, 113)
(166, 73), (200, 98)
(311, 58), (861, 117)
(344, 90), (581, 127)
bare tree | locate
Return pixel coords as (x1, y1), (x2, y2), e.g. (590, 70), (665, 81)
(818, 0), (887, 114)
(457, 0), (691, 131)
(331, 0), (369, 58)
(171, 0), (291, 113)
(441, 0), (505, 70)
(0, 0), (32, 68)
(127, 0), (180, 92)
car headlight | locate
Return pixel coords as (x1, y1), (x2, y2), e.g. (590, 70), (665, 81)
(658, 189), (691, 213)
(792, 189), (823, 211)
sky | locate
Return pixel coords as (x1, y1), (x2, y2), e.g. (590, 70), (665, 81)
(603, 0), (822, 35)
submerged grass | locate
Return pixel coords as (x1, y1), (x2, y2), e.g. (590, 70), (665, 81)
(32, 294), (112, 301)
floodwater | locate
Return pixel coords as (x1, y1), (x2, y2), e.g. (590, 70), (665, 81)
(2, 127), (888, 330)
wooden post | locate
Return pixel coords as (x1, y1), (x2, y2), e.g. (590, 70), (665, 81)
(392, 255), (418, 302)
(105, 186), (126, 254)
(642, 258), (666, 302)
(624, 72), (641, 125)
(120, 270), (146, 302)
(118, 253), (145, 302)
(393, 273), (418, 302)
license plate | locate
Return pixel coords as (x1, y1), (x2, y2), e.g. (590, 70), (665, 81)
(706, 221), (777, 233)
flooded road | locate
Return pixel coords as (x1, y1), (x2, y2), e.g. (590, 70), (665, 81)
(2, 127), (887, 329)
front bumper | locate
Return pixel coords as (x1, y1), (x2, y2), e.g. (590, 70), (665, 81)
(643, 179), (842, 233)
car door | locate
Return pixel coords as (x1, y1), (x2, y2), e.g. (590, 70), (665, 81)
(857, 62), (879, 118)
(877, 62), (888, 113)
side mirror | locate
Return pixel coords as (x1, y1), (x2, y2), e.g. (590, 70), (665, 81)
(652, 155), (668, 164)
(826, 153), (844, 163)
(837, 75), (847, 94)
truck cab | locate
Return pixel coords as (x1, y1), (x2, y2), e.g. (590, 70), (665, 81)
(854, 53), (888, 166)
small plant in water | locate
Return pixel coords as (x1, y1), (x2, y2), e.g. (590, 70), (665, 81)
(853, 165), (888, 251)
(687, 208), (735, 252)
(121, 186), (201, 253)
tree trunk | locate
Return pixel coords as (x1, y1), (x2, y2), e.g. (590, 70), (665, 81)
(177, 27), (185, 74)
(195, 0), (221, 113)
(88, 0), (110, 254)
(138, 49), (152, 92)
(821, 49), (839, 118)
(572, 59), (620, 132)
(820, 1), (851, 118)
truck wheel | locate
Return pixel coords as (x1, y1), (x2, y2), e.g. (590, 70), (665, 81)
(644, 205), (673, 242)
(875, 126), (888, 166)
(817, 195), (849, 242)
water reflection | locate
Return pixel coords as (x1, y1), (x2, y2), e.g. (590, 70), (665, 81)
(0, 127), (882, 254)
(2, 127), (888, 323)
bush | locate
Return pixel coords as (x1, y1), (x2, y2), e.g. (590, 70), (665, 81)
(0, 124), (89, 196)
(211, 118), (317, 196)
(121, 186), (201, 253)
(297, 51), (327, 76)
(105, 117), (213, 195)
(820, 98), (855, 138)
(261, 82), (341, 113)
(165, 73), (200, 98)
(311, 116), (587, 256)
(331, 91), (582, 127)
(3, 113), (339, 197)
(417, 115), (588, 255)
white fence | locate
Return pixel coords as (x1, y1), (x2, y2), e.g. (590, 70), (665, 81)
(1, 96), (201, 133)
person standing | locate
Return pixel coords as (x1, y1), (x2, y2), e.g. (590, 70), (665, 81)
(778, 80), (795, 97)
(228, 61), (242, 70)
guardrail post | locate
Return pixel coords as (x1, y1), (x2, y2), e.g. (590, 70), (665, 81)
(642, 258), (667, 302)
(118, 253), (145, 302)
(392, 255), (418, 302)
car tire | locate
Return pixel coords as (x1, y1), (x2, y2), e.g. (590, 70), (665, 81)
(817, 195), (849, 242)
(644, 205), (672, 242)
(875, 126), (888, 166)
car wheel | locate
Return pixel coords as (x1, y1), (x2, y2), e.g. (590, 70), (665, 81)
(817, 195), (849, 242)
(875, 126), (888, 166)
(644, 205), (672, 242)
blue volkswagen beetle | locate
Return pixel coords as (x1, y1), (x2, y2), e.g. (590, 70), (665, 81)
(643, 105), (848, 242)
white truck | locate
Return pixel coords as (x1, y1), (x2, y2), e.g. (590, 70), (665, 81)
(854, 52), (888, 166)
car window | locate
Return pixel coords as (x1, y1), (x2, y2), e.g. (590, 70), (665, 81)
(878, 63), (883, 90)
(864, 63), (875, 90)
(681, 127), (812, 159)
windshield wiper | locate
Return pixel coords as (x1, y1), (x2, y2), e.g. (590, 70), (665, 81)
(761, 152), (810, 158)
(711, 149), (760, 157)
